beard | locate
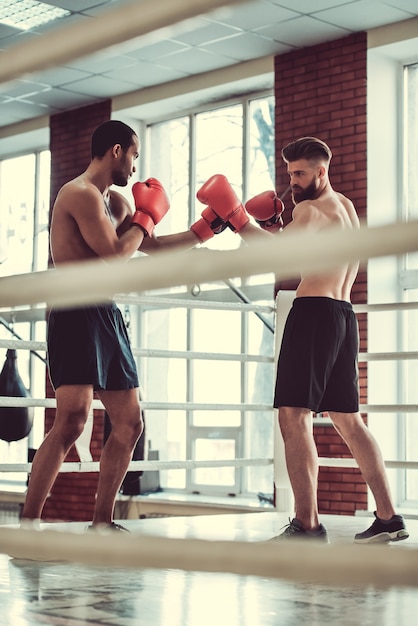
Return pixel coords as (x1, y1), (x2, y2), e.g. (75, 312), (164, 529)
(112, 171), (129, 187)
(112, 153), (130, 186)
(291, 179), (318, 203)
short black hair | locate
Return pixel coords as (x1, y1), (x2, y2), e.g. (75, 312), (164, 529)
(281, 136), (332, 164)
(91, 120), (137, 159)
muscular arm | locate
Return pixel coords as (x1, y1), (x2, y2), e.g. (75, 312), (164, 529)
(139, 230), (199, 253)
(50, 183), (145, 265)
(114, 192), (199, 254)
(235, 222), (276, 243)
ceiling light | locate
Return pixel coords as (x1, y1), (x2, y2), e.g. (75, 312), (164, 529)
(0, 0), (70, 31)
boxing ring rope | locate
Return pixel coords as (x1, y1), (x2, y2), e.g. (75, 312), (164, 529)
(116, 294), (275, 313)
(0, 397), (271, 411)
(1, 458), (273, 474)
(1, 219), (418, 310)
(3, 337), (418, 363)
(1, 395), (418, 414)
(2, 457), (418, 474)
(1, 525), (417, 588)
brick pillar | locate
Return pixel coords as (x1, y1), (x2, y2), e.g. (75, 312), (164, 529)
(42, 101), (111, 522)
(274, 32), (368, 515)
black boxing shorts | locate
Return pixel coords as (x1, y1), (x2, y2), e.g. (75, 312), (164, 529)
(274, 297), (359, 413)
(47, 302), (139, 391)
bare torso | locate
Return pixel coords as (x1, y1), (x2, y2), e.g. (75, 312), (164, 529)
(50, 173), (132, 266)
(290, 187), (360, 302)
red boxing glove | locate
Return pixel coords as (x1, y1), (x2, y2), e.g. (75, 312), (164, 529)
(131, 178), (170, 236)
(196, 174), (249, 233)
(190, 206), (228, 243)
(245, 190), (284, 232)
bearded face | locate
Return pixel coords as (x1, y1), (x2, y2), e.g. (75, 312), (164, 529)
(112, 151), (131, 187)
(291, 176), (319, 203)
(112, 139), (139, 186)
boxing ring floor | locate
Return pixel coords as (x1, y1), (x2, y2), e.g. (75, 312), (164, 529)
(1, 511), (417, 626)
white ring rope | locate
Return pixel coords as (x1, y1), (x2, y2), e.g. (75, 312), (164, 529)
(358, 351), (418, 362)
(2, 297), (418, 326)
(0, 219), (417, 310)
(3, 337), (418, 364)
(317, 458), (418, 470)
(0, 458), (273, 474)
(0, 0), (245, 86)
(0, 396), (416, 414)
(0, 457), (273, 474)
(132, 348), (272, 362)
(3, 298), (418, 321)
(354, 301), (418, 313)
(0, 339), (272, 364)
(2, 457), (418, 474)
(0, 397), (271, 411)
(116, 294), (275, 313)
(0, 526), (417, 588)
(0, 339), (47, 352)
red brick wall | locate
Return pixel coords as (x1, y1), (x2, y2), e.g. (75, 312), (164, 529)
(42, 101), (111, 522)
(274, 32), (368, 515)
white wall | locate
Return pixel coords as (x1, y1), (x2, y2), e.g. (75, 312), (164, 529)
(367, 26), (418, 505)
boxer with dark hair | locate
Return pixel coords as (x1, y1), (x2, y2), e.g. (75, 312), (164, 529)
(21, 120), (200, 532)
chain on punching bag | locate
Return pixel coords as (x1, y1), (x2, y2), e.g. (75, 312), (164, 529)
(0, 349), (33, 442)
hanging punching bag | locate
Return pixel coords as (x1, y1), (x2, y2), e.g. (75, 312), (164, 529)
(0, 349), (33, 442)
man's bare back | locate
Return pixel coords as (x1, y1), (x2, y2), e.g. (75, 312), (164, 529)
(292, 187), (360, 302)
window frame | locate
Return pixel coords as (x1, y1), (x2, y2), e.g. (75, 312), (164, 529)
(0, 149), (50, 491)
(138, 91), (276, 497)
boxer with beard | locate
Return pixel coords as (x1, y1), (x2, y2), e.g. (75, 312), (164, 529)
(197, 137), (408, 544)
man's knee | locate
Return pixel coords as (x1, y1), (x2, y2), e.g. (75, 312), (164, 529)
(109, 409), (143, 446)
(329, 411), (365, 440)
(54, 406), (90, 443)
(278, 406), (311, 438)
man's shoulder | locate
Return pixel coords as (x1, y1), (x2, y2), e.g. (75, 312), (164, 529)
(335, 190), (352, 204)
(56, 176), (101, 206)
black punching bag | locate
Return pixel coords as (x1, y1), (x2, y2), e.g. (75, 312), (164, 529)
(0, 349), (33, 442)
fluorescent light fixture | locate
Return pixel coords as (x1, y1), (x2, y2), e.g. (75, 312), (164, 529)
(0, 0), (70, 31)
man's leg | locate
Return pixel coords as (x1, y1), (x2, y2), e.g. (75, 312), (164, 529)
(278, 406), (320, 531)
(330, 411), (395, 519)
(93, 388), (143, 526)
(21, 385), (93, 521)
(330, 411), (408, 543)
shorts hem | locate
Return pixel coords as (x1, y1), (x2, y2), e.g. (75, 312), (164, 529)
(274, 401), (359, 414)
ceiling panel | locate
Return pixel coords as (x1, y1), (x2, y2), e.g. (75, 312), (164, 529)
(314, 0), (415, 31)
(257, 16), (351, 47)
(0, 0), (416, 139)
(104, 61), (188, 88)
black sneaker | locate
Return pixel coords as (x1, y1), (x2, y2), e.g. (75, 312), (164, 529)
(271, 518), (329, 542)
(86, 522), (130, 533)
(354, 512), (409, 544)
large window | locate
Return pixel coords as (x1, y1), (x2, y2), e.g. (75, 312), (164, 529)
(0, 151), (50, 489)
(137, 93), (276, 496)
